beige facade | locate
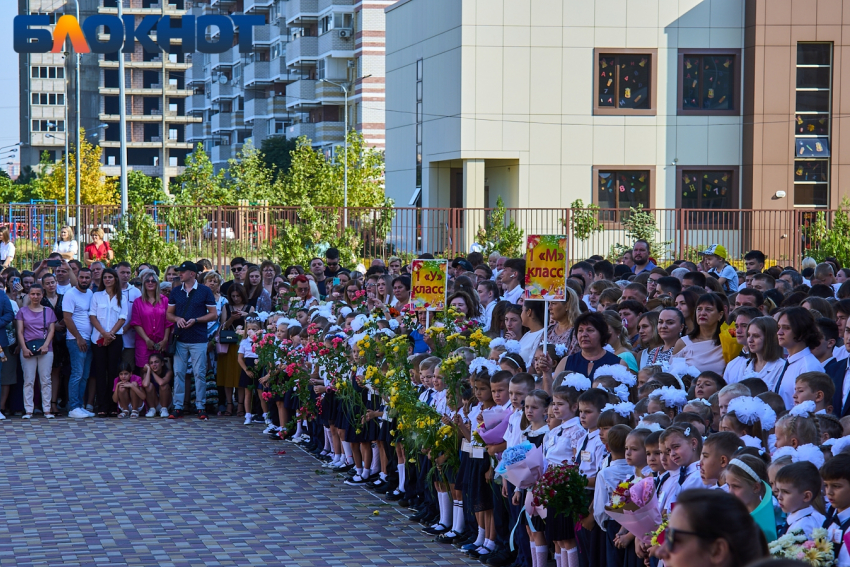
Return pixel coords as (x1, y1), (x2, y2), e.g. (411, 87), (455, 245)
(385, 0), (747, 219)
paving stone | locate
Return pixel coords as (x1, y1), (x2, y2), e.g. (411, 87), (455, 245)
(0, 418), (475, 566)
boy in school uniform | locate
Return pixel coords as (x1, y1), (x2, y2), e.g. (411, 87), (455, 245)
(821, 453), (850, 567)
(575, 388), (609, 567)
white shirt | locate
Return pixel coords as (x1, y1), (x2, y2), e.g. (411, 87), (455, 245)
(480, 300), (496, 332)
(740, 358), (786, 391)
(723, 353), (749, 384)
(775, 348), (825, 409)
(503, 408), (525, 448)
(238, 337), (257, 359)
(544, 416), (585, 468)
(679, 461), (703, 491)
(582, 294), (595, 312)
(828, 508), (850, 567)
(593, 459), (635, 527)
(519, 328), (544, 369)
(433, 390), (449, 416)
(576, 429), (606, 479)
(835, 345), (850, 363)
(53, 240), (78, 257)
(785, 505), (826, 539)
(659, 468), (682, 514)
(121, 285), (142, 348)
(88, 291), (128, 344)
(0, 241), (14, 264)
(502, 285), (523, 305)
(56, 282), (73, 295)
(62, 286), (93, 341)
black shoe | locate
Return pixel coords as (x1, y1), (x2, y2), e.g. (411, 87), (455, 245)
(198, 410), (208, 421)
(421, 523), (450, 535)
(368, 479), (388, 492)
(408, 509), (429, 522)
(386, 489), (404, 501)
(419, 513), (439, 527)
(468, 546), (496, 560)
(344, 475), (371, 486)
(332, 463), (354, 473)
(435, 531), (460, 544)
(454, 532), (478, 549)
(398, 498), (410, 508)
(484, 549), (515, 567)
(168, 409), (183, 419)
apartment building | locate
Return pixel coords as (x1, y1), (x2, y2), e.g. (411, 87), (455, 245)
(385, 0), (850, 256)
(185, 0), (389, 171)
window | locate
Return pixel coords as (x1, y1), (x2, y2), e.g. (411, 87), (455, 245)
(677, 167), (739, 228)
(794, 43), (832, 207)
(31, 120), (64, 132)
(334, 13), (353, 29)
(319, 15), (331, 34)
(594, 50), (657, 115)
(678, 50), (740, 115)
(593, 167), (652, 222)
(317, 58), (326, 80)
(30, 66), (64, 80)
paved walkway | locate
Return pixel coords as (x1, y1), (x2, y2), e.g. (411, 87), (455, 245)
(0, 418), (475, 567)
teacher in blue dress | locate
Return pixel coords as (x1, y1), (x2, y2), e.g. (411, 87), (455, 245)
(563, 312), (626, 378)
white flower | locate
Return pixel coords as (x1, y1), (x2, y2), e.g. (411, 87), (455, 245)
(613, 401), (635, 418)
(603, 344), (615, 354)
(554, 344), (568, 357)
(503, 340), (521, 354)
(789, 400), (816, 417)
(561, 374), (592, 392)
(727, 396), (777, 430)
(741, 435), (764, 449)
(593, 364), (636, 387)
(350, 314), (368, 332)
(831, 436), (850, 456)
(470, 357), (500, 377)
(489, 338), (506, 350)
(614, 384), (630, 402)
(388, 319), (399, 330)
(636, 421), (662, 432)
(771, 444), (826, 468)
(687, 398), (711, 407)
(649, 386), (688, 409)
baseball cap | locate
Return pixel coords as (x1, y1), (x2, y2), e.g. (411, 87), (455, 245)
(701, 244), (727, 260)
(175, 261), (200, 272)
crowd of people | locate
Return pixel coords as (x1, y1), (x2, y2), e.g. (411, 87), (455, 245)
(2, 236), (850, 567)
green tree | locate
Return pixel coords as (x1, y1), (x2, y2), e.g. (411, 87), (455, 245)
(475, 196), (524, 257)
(802, 197), (850, 267)
(128, 170), (169, 206)
(172, 143), (229, 206)
(260, 135), (297, 178)
(226, 141), (276, 203)
(608, 205), (672, 262)
(111, 202), (181, 271)
(40, 129), (118, 205)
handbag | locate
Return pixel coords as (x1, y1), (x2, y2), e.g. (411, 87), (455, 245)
(168, 289), (194, 356)
(218, 330), (239, 343)
(26, 309), (47, 356)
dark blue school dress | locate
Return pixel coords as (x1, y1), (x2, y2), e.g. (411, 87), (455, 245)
(563, 351), (623, 378)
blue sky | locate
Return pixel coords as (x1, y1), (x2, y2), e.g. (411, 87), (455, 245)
(0, 2), (20, 151)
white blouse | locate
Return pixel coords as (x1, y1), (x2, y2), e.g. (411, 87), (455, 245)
(52, 239), (78, 257)
(88, 291), (128, 343)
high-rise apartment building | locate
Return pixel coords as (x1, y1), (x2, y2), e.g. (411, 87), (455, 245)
(185, 0), (389, 172)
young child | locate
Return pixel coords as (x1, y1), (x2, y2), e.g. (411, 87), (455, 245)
(516, 389), (551, 567)
(673, 411), (707, 437)
(792, 371), (835, 413)
(142, 352), (173, 418)
(592, 424), (635, 567)
(722, 396), (776, 451)
(658, 425), (703, 511)
(597, 404), (635, 470)
(237, 319), (262, 425)
(700, 431), (744, 489)
(726, 453), (776, 541)
(643, 430), (666, 491)
(575, 388), (609, 567)
(683, 399), (713, 434)
(820, 453), (850, 566)
(775, 461), (827, 538)
(718, 383), (752, 418)
(693, 371), (726, 400)
(646, 386), (687, 420)
(773, 409), (821, 450)
(112, 362), (146, 418)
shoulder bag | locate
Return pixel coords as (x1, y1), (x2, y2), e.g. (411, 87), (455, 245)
(168, 289), (194, 356)
(25, 308), (47, 356)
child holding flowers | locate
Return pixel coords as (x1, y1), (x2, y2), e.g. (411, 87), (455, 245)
(594, 424), (637, 567)
(515, 389), (551, 567)
(237, 318), (262, 425)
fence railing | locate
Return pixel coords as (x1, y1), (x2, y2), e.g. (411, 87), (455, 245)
(0, 204), (836, 273)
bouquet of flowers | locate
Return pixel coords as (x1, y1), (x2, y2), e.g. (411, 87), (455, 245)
(769, 528), (835, 567)
(495, 441), (545, 489)
(605, 476), (663, 544)
(650, 519), (669, 547)
(478, 406), (512, 445)
(528, 464), (589, 522)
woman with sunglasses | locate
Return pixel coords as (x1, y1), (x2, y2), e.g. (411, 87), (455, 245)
(654, 489), (768, 567)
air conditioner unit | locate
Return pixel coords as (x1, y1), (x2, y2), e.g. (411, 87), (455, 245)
(338, 29), (351, 39)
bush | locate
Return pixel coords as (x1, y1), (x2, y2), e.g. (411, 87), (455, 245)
(802, 197), (850, 267)
(475, 196), (524, 258)
(111, 203), (181, 271)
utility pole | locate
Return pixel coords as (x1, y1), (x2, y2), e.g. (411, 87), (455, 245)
(118, 0), (128, 216)
(75, 0), (81, 240)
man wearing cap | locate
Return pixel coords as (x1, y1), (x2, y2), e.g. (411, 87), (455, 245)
(701, 244), (738, 295)
(166, 261), (218, 420)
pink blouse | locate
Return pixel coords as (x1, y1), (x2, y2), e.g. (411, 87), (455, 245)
(128, 295), (173, 368)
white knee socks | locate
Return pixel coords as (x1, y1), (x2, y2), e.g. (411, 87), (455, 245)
(397, 464), (406, 492)
(565, 547), (578, 567)
(437, 492), (452, 528)
(451, 500), (465, 535)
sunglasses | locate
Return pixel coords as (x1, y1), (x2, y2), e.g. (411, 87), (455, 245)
(658, 527), (703, 552)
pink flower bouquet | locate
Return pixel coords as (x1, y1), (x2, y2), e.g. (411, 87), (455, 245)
(495, 443), (545, 490)
(479, 409), (512, 445)
(605, 476), (662, 544)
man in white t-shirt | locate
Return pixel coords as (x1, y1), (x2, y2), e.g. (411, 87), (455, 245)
(499, 258), (525, 305)
(63, 268), (94, 419)
(117, 262), (142, 370)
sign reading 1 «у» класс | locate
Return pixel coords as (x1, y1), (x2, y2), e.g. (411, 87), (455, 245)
(13, 14), (264, 54)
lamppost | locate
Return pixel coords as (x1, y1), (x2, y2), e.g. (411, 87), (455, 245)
(117, 0), (128, 218)
(318, 78), (351, 227)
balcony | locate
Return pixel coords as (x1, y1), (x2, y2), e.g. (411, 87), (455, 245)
(286, 122), (315, 141)
(271, 97), (290, 117)
(318, 0), (354, 10)
(244, 61), (272, 87)
(286, 79), (318, 109)
(210, 47), (237, 71)
(99, 86), (192, 96)
(186, 58), (207, 87)
(188, 93), (208, 113)
(315, 121), (345, 144)
(252, 24), (273, 46)
(286, 0), (319, 26)
(271, 58), (305, 83)
(244, 0), (274, 14)
(210, 80), (236, 101)
(99, 113), (201, 124)
(98, 58), (190, 71)
(316, 80), (345, 102)
(318, 30), (355, 57)
(286, 36), (318, 67)
(212, 143), (242, 164)
(245, 97), (268, 122)
(211, 112), (234, 132)
(100, 140), (193, 149)
(186, 122), (209, 142)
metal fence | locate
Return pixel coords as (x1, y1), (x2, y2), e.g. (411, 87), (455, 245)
(0, 203), (837, 272)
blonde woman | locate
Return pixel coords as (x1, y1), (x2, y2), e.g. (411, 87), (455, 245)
(547, 287), (580, 353)
(0, 227), (15, 269)
(84, 227), (113, 267)
(52, 226), (78, 261)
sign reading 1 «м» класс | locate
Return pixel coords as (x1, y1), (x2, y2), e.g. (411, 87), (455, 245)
(14, 14), (264, 54)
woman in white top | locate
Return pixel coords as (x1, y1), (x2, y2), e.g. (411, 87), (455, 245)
(740, 317), (785, 389)
(89, 268), (127, 417)
(0, 227), (14, 269)
(52, 226), (78, 261)
(518, 300), (545, 369)
(672, 292), (727, 375)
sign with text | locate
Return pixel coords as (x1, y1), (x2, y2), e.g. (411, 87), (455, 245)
(524, 235), (567, 301)
(410, 259), (448, 311)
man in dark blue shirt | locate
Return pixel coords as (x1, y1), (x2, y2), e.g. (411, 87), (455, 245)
(167, 261), (218, 420)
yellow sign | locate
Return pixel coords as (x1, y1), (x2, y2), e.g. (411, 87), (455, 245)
(524, 235), (567, 300)
(410, 259), (448, 311)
